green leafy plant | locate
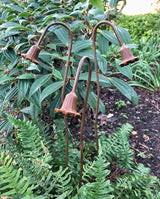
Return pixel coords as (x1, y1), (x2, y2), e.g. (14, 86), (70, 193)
(1, 115), (159, 198)
(0, 0), (139, 132)
(117, 13), (160, 39)
(129, 35), (160, 91)
(115, 100), (126, 110)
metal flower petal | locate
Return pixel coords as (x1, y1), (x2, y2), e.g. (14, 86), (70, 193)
(55, 91), (80, 117)
(119, 45), (139, 67)
(21, 45), (40, 65)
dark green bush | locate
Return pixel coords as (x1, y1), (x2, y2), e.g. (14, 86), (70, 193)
(117, 13), (160, 39)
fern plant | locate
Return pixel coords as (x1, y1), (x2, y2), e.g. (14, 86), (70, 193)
(0, 152), (32, 198)
(99, 123), (134, 171)
(113, 164), (160, 198)
(0, 115), (159, 198)
(74, 142), (114, 199)
(0, 115), (73, 198)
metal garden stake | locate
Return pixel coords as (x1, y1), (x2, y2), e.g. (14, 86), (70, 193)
(55, 56), (91, 188)
(21, 22), (73, 168)
(91, 21), (139, 154)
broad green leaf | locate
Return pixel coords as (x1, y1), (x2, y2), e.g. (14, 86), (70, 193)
(18, 73), (36, 79)
(100, 30), (119, 45)
(109, 0), (118, 8)
(52, 70), (63, 80)
(30, 104), (41, 120)
(53, 13), (71, 19)
(15, 43), (26, 52)
(116, 26), (131, 44)
(9, 26), (34, 32)
(27, 64), (40, 72)
(72, 40), (92, 53)
(6, 4), (24, 12)
(116, 64), (133, 79)
(89, 0), (104, 11)
(29, 74), (51, 98)
(70, 10), (83, 17)
(0, 30), (20, 40)
(93, 14), (107, 21)
(77, 49), (107, 73)
(0, 71), (5, 76)
(0, 22), (19, 28)
(98, 57), (107, 74)
(18, 80), (30, 98)
(29, 91), (41, 108)
(0, 76), (14, 84)
(5, 86), (18, 101)
(79, 72), (111, 87)
(40, 81), (63, 102)
(88, 8), (104, 15)
(98, 34), (109, 55)
(2, 49), (17, 62)
(55, 28), (69, 45)
(80, 89), (105, 113)
(108, 77), (138, 105)
(50, 93), (61, 116)
(18, 12), (32, 18)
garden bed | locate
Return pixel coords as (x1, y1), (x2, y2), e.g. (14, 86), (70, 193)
(70, 86), (160, 178)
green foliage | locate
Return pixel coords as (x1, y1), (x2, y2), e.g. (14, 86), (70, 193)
(89, 0), (104, 11)
(0, 0), (139, 128)
(129, 35), (160, 91)
(1, 115), (73, 198)
(76, 144), (114, 199)
(99, 123), (134, 171)
(117, 13), (160, 39)
(0, 115), (159, 198)
(0, 152), (32, 198)
(113, 164), (160, 198)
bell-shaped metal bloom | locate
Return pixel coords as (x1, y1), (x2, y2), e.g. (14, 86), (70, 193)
(119, 45), (139, 67)
(21, 45), (40, 65)
(55, 91), (80, 117)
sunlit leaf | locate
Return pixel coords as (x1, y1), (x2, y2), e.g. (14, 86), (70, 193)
(89, 0), (104, 11)
(109, 0), (118, 8)
(18, 73), (35, 79)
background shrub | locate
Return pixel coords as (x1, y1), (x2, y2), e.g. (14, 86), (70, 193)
(117, 13), (160, 39)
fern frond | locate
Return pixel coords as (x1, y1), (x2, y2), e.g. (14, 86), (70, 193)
(100, 123), (134, 171)
(7, 114), (52, 164)
(76, 143), (114, 199)
(113, 164), (160, 198)
(52, 166), (73, 198)
(0, 152), (32, 197)
(6, 115), (73, 198)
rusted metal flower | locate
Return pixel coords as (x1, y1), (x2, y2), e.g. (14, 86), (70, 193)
(119, 45), (139, 67)
(21, 45), (40, 65)
(55, 91), (80, 117)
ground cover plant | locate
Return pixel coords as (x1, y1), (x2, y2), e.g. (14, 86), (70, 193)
(0, 0), (160, 198)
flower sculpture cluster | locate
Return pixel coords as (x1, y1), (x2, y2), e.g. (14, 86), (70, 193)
(21, 21), (139, 188)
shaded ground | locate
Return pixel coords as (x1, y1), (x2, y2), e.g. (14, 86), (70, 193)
(70, 86), (160, 178)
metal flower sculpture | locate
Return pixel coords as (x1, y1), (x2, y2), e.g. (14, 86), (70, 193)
(21, 22), (73, 168)
(91, 21), (139, 154)
(55, 56), (91, 188)
(21, 21), (73, 102)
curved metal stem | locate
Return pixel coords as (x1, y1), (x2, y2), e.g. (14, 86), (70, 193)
(37, 22), (73, 102)
(91, 21), (124, 155)
(36, 22), (73, 169)
(69, 56), (91, 188)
